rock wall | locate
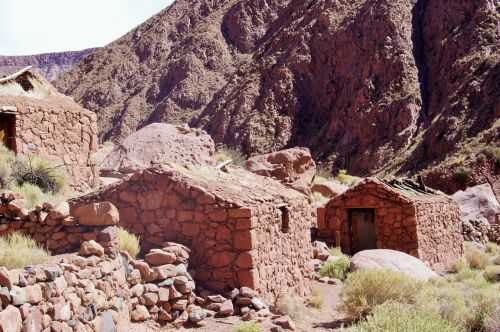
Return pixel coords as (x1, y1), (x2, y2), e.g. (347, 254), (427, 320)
(1, 95), (98, 192)
(323, 180), (463, 268)
(0, 194), (117, 255)
(70, 168), (314, 302)
(415, 200), (464, 269)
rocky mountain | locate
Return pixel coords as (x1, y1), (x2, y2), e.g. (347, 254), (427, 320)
(0, 48), (97, 81)
(55, 0), (499, 192)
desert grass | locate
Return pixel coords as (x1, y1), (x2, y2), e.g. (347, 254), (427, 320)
(274, 292), (305, 320)
(341, 269), (423, 317)
(464, 242), (490, 270)
(348, 302), (463, 332)
(214, 146), (246, 166)
(117, 227), (141, 258)
(319, 254), (350, 280)
(232, 322), (262, 332)
(11, 155), (67, 194)
(0, 232), (50, 269)
(483, 266), (500, 283)
(307, 287), (325, 309)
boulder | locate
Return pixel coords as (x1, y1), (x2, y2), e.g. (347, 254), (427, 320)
(79, 241), (105, 257)
(72, 202), (119, 226)
(145, 249), (177, 266)
(452, 184), (500, 224)
(245, 147), (316, 195)
(100, 123), (216, 176)
(0, 305), (22, 332)
(350, 249), (438, 281)
(312, 241), (330, 261)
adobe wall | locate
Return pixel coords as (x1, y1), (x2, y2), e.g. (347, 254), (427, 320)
(324, 183), (418, 256)
(70, 169), (313, 302)
(1, 95), (98, 192)
(415, 200), (464, 269)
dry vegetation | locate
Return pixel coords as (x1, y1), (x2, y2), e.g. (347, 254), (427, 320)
(117, 227), (141, 258)
(319, 253), (350, 280)
(232, 322), (262, 332)
(345, 242), (500, 332)
(0, 232), (50, 269)
(0, 143), (67, 208)
(214, 146), (246, 166)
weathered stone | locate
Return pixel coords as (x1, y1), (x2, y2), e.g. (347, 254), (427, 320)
(0, 267), (13, 289)
(10, 286), (27, 306)
(131, 305), (150, 322)
(145, 250), (177, 266)
(79, 240), (105, 257)
(72, 202), (119, 226)
(52, 303), (71, 321)
(273, 315), (296, 330)
(22, 307), (43, 332)
(97, 311), (116, 332)
(188, 305), (206, 324)
(218, 300), (234, 317)
(0, 305), (22, 332)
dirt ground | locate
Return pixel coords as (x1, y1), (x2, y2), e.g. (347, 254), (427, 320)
(126, 281), (351, 332)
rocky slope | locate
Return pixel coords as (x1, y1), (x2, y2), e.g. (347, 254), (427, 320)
(55, 0), (499, 192)
(0, 48), (97, 81)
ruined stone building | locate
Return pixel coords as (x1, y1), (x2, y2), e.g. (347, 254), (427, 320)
(0, 67), (98, 191)
(318, 178), (463, 269)
(70, 164), (314, 301)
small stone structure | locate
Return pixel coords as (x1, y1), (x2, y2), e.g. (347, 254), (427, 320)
(71, 164), (314, 302)
(0, 67), (98, 192)
(319, 178), (463, 269)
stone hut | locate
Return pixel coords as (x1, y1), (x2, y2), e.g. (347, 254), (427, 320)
(319, 178), (463, 269)
(70, 164), (314, 302)
(0, 67), (98, 191)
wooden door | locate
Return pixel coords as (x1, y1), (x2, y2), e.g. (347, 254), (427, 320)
(349, 209), (376, 253)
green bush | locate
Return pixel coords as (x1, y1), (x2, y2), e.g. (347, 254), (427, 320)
(117, 227), (141, 258)
(341, 269), (423, 317)
(319, 255), (350, 280)
(214, 146), (246, 166)
(0, 232), (50, 269)
(232, 322), (261, 332)
(348, 302), (463, 332)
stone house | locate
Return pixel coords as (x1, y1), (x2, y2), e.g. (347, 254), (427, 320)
(0, 67), (98, 191)
(70, 164), (314, 302)
(318, 178), (463, 269)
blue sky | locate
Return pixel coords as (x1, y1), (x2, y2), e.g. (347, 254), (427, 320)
(0, 0), (174, 55)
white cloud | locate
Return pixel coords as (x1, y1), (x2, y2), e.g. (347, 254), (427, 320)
(0, 0), (174, 55)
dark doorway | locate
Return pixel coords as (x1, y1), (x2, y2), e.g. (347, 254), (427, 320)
(0, 113), (16, 152)
(348, 209), (376, 253)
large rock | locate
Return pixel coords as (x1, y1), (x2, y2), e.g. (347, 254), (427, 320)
(100, 123), (215, 176)
(245, 148), (316, 195)
(311, 181), (348, 199)
(0, 305), (22, 332)
(350, 249), (438, 281)
(72, 202), (119, 226)
(452, 184), (500, 224)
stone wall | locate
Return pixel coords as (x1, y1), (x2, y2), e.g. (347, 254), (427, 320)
(415, 200), (464, 269)
(1, 95), (98, 192)
(322, 179), (463, 268)
(0, 193), (118, 255)
(70, 168), (314, 302)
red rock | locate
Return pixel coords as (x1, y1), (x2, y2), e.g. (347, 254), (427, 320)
(273, 315), (296, 330)
(131, 305), (150, 322)
(72, 202), (119, 226)
(25, 285), (43, 304)
(52, 303), (71, 321)
(0, 305), (22, 332)
(79, 240), (105, 257)
(0, 267), (12, 289)
(22, 307), (43, 332)
(218, 300), (234, 317)
(145, 250), (177, 266)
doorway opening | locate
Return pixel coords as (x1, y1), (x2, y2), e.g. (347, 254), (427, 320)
(0, 112), (16, 152)
(348, 208), (376, 253)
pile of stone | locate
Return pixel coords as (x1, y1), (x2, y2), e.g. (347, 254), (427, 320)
(309, 241), (343, 285)
(0, 241), (129, 332)
(125, 243), (272, 326)
(489, 224), (500, 244)
(124, 242), (205, 326)
(462, 218), (491, 244)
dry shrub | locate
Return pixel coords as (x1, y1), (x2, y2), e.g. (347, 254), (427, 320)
(214, 146), (246, 166)
(341, 269), (423, 317)
(483, 266), (500, 283)
(449, 257), (468, 273)
(348, 302), (463, 332)
(493, 256), (500, 265)
(465, 242), (490, 270)
(329, 247), (343, 257)
(0, 232), (50, 269)
(319, 254), (350, 280)
(274, 292), (305, 320)
(12, 155), (67, 194)
(232, 322), (261, 332)
(117, 227), (141, 258)
(335, 170), (360, 186)
(8, 183), (62, 209)
(308, 287), (325, 309)
(484, 305), (500, 332)
(485, 242), (499, 255)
